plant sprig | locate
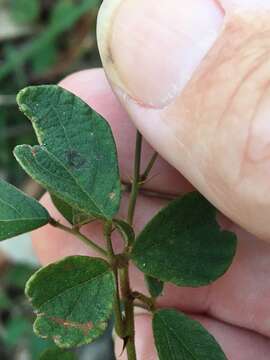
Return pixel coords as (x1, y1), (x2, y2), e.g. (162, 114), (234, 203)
(0, 85), (237, 360)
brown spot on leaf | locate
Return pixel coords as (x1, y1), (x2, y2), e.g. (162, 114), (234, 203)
(51, 317), (94, 336)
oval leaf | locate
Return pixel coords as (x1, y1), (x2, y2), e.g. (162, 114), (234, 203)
(15, 85), (121, 220)
(131, 192), (237, 287)
(0, 178), (49, 240)
(153, 309), (227, 360)
(26, 256), (115, 348)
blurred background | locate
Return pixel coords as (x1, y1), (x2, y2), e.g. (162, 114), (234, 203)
(0, 1), (114, 359)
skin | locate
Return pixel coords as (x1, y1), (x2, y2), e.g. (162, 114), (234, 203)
(97, 0), (270, 240)
(32, 0), (270, 358)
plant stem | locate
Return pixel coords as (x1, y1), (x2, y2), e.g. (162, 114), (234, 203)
(123, 132), (158, 359)
(104, 222), (125, 338)
(113, 270), (126, 339)
(133, 301), (151, 312)
(132, 291), (155, 312)
(141, 151), (158, 182)
(121, 182), (178, 201)
(127, 131), (142, 226)
(120, 267), (137, 360)
(49, 219), (107, 257)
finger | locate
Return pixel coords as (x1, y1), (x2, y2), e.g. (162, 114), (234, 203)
(114, 313), (270, 360)
(58, 68), (193, 196)
(97, 0), (270, 241)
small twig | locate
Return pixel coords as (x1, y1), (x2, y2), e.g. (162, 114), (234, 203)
(133, 301), (152, 312)
(121, 182), (179, 201)
(127, 131), (142, 226)
(104, 222), (126, 338)
(141, 152), (158, 182)
(49, 218), (107, 257)
(120, 267), (137, 360)
(132, 291), (155, 312)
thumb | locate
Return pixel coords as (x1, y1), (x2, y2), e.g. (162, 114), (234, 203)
(97, 0), (270, 241)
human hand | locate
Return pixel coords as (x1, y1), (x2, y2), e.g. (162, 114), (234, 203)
(33, 0), (270, 358)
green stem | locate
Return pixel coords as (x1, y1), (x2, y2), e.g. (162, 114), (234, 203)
(127, 131), (142, 226)
(50, 219), (107, 257)
(120, 267), (137, 360)
(104, 222), (125, 338)
(123, 132), (158, 359)
(132, 291), (155, 312)
(141, 151), (158, 182)
(113, 270), (125, 339)
(133, 301), (151, 312)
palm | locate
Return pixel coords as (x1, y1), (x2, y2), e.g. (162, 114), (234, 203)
(32, 69), (270, 359)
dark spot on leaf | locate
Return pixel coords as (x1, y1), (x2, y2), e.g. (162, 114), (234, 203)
(65, 150), (86, 169)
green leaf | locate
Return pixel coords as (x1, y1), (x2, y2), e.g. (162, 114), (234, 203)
(131, 192), (237, 287)
(145, 275), (164, 298)
(153, 309), (227, 360)
(39, 348), (77, 360)
(10, 0), (40, 24)
(26, 256), (115, 348)
(0, 178), (50, 241)
(14, 85), (121, 220)
(113, 219), (135, 246)
(51, 195), (92, 226)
